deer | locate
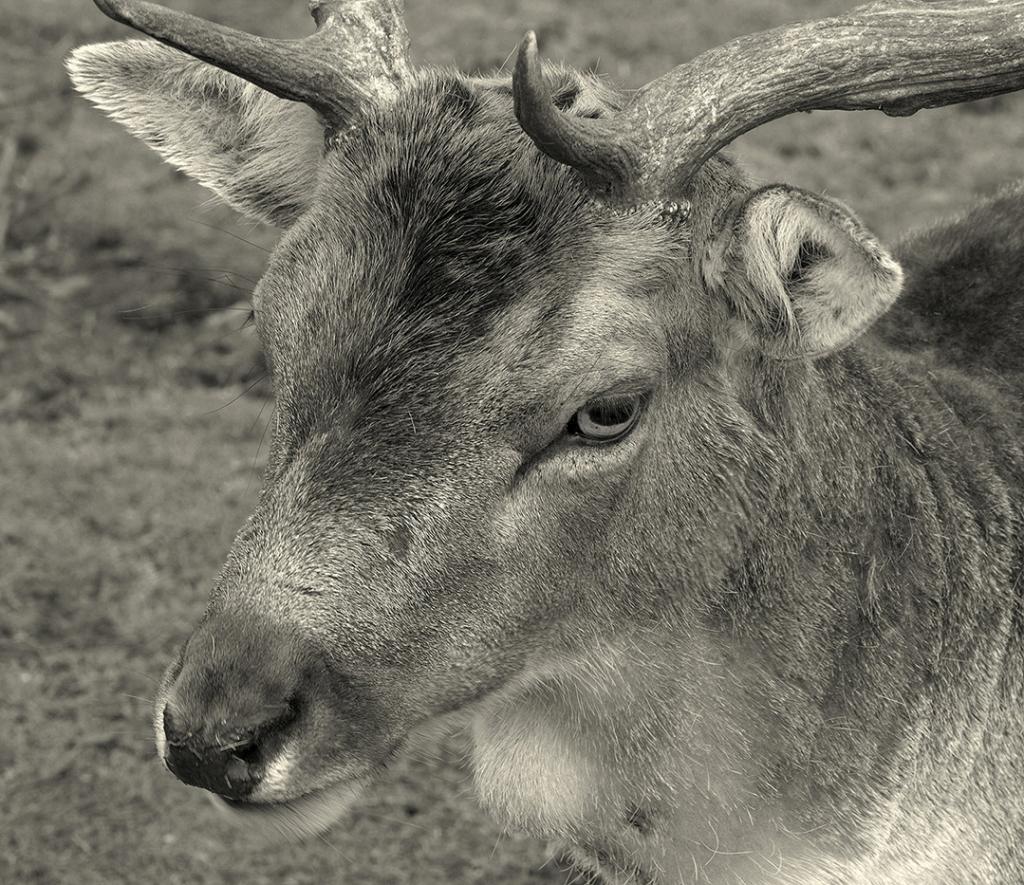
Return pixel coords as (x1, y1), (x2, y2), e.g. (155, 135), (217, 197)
(67, 0), (1024, 882)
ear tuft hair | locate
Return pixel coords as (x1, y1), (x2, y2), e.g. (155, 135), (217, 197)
(67, 40), (324, 227)
(704, 185), (903, 359)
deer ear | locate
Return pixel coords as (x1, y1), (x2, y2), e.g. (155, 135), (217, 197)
(67, 40), (324, 227)
(703, 185), (903, 359)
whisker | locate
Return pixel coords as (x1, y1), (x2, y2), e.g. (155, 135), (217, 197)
(243, 400), (275, 501)
(128, 267), (254, 293)
(119, 306), (253, 322)
(201, 374), (269, 415)
(135, 263), (259, 284)
(189, 218), (272, 254)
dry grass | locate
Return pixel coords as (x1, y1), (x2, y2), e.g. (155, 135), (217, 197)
(2, 0), (1022, 882)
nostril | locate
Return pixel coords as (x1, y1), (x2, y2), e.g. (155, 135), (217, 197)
(233, 740), (261, 767)
(224, 751), (257, 787)
(161, 696), (300, 800)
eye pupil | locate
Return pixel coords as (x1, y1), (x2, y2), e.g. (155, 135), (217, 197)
(590, 402), (631, 426)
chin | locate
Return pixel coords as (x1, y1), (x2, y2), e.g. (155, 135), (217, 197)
(208, 777), (371, 841)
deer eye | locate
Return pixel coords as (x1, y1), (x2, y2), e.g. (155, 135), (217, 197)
(568, 393), (646, 444)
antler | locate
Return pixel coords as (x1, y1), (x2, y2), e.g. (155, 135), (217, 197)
(91, 0), (412, 123)
(515, 0), (1024, 207)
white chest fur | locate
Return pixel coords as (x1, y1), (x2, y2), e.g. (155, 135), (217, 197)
(467, 642), (848, 885)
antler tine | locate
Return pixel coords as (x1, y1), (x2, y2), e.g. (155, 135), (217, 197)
(515, 1), (1024, 207)
(512, 32), (632, 193)
(92, 0), (411, 123)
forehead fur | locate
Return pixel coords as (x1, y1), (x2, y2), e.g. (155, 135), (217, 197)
(256, 72), (625, 414)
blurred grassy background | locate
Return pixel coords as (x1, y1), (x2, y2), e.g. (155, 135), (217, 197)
(1, 0), (1022, 883)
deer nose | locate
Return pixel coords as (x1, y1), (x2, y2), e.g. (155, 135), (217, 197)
(162, 701), (298, 801)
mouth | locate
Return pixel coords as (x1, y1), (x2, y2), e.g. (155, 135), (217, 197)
(211, 776), (371, 840)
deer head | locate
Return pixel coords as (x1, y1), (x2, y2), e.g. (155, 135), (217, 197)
(68, 0), (1024, 879)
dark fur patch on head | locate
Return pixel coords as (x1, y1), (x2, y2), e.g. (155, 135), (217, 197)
(258, 71), (611, 456)
(347, 74), (595, 344)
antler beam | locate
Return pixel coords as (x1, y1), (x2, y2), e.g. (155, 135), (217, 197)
(515, 0), (1024, 206)
(92, 0), (412, 123)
